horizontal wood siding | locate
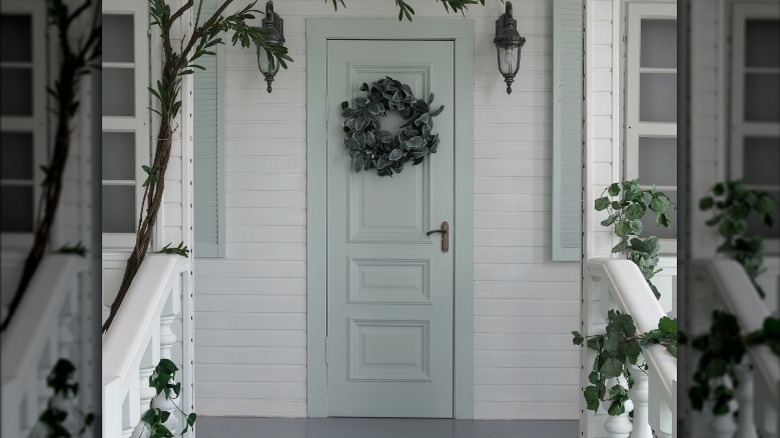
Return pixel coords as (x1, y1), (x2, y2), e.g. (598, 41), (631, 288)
(194, 0), (580, 419)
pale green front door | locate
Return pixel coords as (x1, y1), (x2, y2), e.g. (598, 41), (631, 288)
(326, 39), (456, 418)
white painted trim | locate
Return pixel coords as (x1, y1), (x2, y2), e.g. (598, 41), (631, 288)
(306, 17), (475, 419)
(101, 2), (150, 248)
(730, 2), (780, 254)
(0, 0), (47, 247)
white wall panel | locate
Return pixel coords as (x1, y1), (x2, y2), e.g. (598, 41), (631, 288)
(193, 0), (581, 420)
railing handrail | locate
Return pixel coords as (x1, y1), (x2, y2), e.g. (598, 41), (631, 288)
(1, 254), (85, 385)
(693, 258), (780, 408)
(586, 257), (677, 403)
(102, 254), (187, 391)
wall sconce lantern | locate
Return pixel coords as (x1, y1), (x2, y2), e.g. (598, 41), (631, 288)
(493, 1), (526, 94)
(257, 0), (284, 93)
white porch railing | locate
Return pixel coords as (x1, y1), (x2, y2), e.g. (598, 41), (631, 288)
(1, 254), (92, 437)
(102, 254), (193, 438)
(581, 258), (678, 438)
(689, 259), (780, 438)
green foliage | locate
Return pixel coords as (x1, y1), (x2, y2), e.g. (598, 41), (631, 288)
(594, 179), (674, 299)
(573, 312), (678, 416)
(341, 77), (444, 176)
(57, 242), (87, 257)
(141, 359), (197, 436)
(159, 241), (190, 258)
(38, 359), (95, 436)
(688, 310), (780, 416)
(699, 180), (776, 298)
(326, 0), (486, 21)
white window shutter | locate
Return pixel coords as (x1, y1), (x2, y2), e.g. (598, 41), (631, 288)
(193, 0), (225, 257)
(552, 0), (583, 261)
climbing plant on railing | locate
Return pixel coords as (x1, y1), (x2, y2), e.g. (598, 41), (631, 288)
(138, 359), (197, 436)
(688, 311), (780, 416)
(573, 312), (678, 416)
(687, 179), (778, 416)
(594, 179), (673, 299)
(36, 359), (95, 436)
(1, 0), (99, 332)
(699, 180), (776, 298)
(102, 0), (292, 332)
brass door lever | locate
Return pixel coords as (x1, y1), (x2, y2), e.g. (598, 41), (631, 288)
(426, 221), (449, 253)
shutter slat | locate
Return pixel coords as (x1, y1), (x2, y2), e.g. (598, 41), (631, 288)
(552, 0), (583, 261)
(192, 0), (225, 258)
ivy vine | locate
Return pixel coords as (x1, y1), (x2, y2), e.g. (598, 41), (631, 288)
(139, 359), (197, 437)
(699, 180), (776, 298)
(38, 359), (95, 437)
(688, 311), (780, 416)
(573, 313), (678, 416)
(341, 77), (444, 176)
(687, 180), (779, 417)
(594, 180), (673, 299)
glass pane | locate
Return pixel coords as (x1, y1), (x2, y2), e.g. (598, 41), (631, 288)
(746, 191), (780, 240)
(641, 190), (677, 240)
(102, 14), (134, 63)
(102, 185), (135, 233)
(744, 73), (780, 122)
(0, 186), (33, 232)
(641, 19), (677, 68)
(745, 19), (780, 68)
(639, 137), (677, 186)
(1, 132), (33, 179)
(102, 68), (134, 116)
(743, 137), (780, 186)
(640, 73), (677, 122)
(102, 132), (135, 180)
(0, 15), (32, 62)
(0, 68), (32, 116)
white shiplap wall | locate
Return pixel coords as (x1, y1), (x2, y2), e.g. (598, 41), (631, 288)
(193, 0), (582, 419)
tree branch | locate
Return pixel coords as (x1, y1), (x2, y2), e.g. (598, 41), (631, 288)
(169, 0), (194, 26)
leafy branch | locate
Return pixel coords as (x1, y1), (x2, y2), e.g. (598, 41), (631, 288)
(57, 242), (87, 257)
(699, 180), (776, 298)
(327, 0), (487, 21)
(594, 179), (673, 299)
(103, 0), (291, 333)
(159, 241), (190, 257)
(2, 0), (99, 332)
(572, 312), (678, 416)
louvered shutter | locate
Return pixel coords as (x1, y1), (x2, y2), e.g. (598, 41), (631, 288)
(193, 0), (225, 257)
(552, 0), (584, 261)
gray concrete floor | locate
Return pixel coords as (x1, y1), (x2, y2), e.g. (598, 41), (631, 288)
(195, 417), (579, 438)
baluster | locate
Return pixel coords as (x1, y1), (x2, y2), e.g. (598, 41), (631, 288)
(734, 363), (757, 438)
(604, 376), (635, 438)
(710, 376), (738, 438)
(153, 291), (180, 433)
(628, 363), (652, 438)
(58, 290), (76, 360)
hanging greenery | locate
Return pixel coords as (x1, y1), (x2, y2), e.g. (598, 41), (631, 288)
(341, 76), (444, 176)
(594, 179), (673, 299)
(699, 180), (776, 298)
(573, 312), (678, 416)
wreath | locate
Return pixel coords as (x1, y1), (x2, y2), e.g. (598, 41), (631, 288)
(340, 76), (445, 176)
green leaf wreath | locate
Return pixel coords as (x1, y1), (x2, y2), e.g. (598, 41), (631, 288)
(341, 76), (445, 176)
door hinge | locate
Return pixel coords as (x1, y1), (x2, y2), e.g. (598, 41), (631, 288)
(325, 337), (329, 364)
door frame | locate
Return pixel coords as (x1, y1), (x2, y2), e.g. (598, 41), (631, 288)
(306, 17), (475, 418)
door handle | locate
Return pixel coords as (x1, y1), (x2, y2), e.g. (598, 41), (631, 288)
(426, 221), (449, 253)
